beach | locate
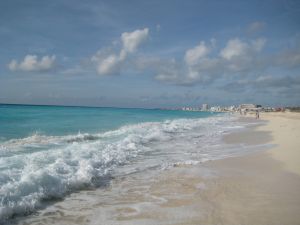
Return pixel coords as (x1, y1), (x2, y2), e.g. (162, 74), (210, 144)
(107, 112), (300, 225)
(11, 111), (300, 225)
(2, 0), (299, 224)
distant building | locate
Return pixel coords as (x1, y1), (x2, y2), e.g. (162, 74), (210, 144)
(202, 104), (209, 111)
(239, 104), (262, 112)
(210, 106), (221, 112)
(239, 104), (256, 110)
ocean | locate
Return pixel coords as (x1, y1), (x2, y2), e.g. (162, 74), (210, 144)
(0, 104), (263, 223)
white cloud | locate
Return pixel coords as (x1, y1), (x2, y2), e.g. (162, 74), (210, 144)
(97, 54), (121, 75)
(121, 28), (149, 53)
(8, 55), (56, 72)
(220, 38), (266, 61)
(93, 36), (272, 83)
(220, 38), (249, 60)
(91, 49), (122, 75)
(135, 37), (268, 85)
(92, 28), (149, 75)
(184, 41), (210, 65)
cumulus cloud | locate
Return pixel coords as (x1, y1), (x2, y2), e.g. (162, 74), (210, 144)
(121, 28), (149, 54)
(8, 55), (56, 72)
(96, 54), (121, 75)
(184, 41), (210, 65)
(219, 38), (265, 60)
(198, 38), (265, 74)
(92, 28), (149, 75)
(220, 38), (266, 72)
(142, 37), (267, 85)
(98, 33), (296, 88)
(220, 38), (249, 60)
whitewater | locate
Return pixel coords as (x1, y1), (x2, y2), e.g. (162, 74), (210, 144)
(0, 104), (265, 222)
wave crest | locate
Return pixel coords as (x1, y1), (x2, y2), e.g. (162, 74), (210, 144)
(0, 115), (241, 221)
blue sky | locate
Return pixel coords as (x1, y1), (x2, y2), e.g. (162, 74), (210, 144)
(0, 0), (299, 108)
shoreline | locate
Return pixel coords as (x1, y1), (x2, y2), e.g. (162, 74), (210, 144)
(104, 112), (300, 224)
(198, 112), (300, 224)
(11, 112), (300, 225)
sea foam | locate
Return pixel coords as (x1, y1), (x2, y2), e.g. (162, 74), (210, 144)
(0, 114), (245, 221)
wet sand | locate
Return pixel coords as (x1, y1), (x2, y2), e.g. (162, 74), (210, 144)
(13, 112), (300, 225)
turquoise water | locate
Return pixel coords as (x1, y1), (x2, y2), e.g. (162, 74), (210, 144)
(1, 104), (246, 222)
(0, 104), (213, 141)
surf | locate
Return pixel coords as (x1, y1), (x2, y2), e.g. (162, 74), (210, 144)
(0, 114), (246, 220)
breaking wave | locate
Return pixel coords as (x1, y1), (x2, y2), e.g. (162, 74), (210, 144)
(0, 114), (247, 221)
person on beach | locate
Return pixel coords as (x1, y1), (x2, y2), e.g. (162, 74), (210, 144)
(256, 110), (260, 119)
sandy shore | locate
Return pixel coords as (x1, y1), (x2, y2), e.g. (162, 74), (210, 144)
(13, 112), (300, 225)
(197, 112), (300, 225)
(105, 112), (300, 225)
(257, 112), (300, 175)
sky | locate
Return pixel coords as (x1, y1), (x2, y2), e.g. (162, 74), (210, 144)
(0, 0), (300, 108)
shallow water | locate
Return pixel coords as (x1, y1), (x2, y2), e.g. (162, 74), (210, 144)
(0, 104), (265, 223)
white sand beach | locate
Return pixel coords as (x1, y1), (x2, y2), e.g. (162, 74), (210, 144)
(258, 112), (300, 175)
(15, 112), (300, 225)
(3, 1), (299, 224)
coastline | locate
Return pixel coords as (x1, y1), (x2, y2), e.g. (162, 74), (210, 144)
(11, 112), (300, 225)
(104, 112), (300, 224)
(198, 112), (300, 224)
